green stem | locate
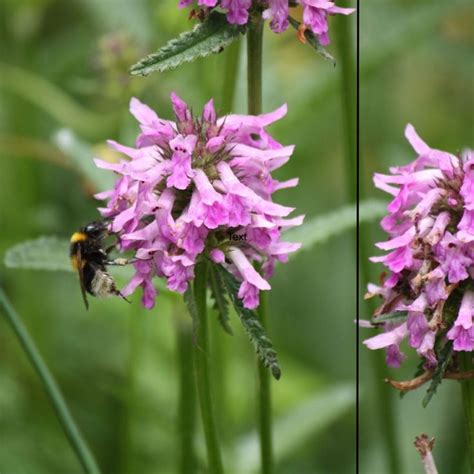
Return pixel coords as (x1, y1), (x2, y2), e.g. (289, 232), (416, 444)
(0, 287), (101, 474)
(461, 353), (474, 471)
(247, 13), (274, 474)
(221, 39), (241, 114)
(177, 308), (197, 474)
(257, 292), (274, 474)
(193, 260), (224, 474)
(119, 305), (146, 474)
(247, 16), (263, 116)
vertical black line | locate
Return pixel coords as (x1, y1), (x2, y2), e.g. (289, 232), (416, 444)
(356, 0), (360, 472)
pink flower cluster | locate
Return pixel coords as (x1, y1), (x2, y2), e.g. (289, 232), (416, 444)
(363, 125), (474, 368)
(178, 1), (355, 45)
(94, 93), (303, 309)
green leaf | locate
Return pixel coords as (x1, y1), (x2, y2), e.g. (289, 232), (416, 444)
(288, 16), (335, 65)
(4, 237), (72, 272)
(423, 342), (453, 407)
(284, 199), (386, 255)
(129, 12), (245, 76)
(232, 384), (354, 471)
(208, 264), (233, 335)
(53, 128), (115, 192)
(216, 265), (281, 380)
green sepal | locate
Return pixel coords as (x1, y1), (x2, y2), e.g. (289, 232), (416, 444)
(216, 265), (281, 380)
(371, 311), (408, 325)
(208, 264), (233, 335)
(129, 12), (245, 76)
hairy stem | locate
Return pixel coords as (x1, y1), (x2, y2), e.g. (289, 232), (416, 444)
(247, 15), (263, 115)
(177, 309), (197, 474)
(221, 38), (241, 114)
(247, 13), (274, 474)
(461, 353), (474, 471)
(257, 292), (274, 474)
(0, 287), (101, 474)
(193, 260), (224, 474)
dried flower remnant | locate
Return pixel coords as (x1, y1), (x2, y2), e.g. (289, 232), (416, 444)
(362, 125), (474, 374)
(414, 434), (438, 474)
(94, 93), (303, 309)
(178, 1), (355, 43)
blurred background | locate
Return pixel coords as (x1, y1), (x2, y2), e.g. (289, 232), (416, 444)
(360, 0), (473, 473)
(2, 0), (471, 473)
(0, 1), (356, 473)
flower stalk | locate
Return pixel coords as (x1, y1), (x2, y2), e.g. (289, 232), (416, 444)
(0, 287), (101, 474)
(193, 259), (224, 474)
(461, 352), (474, 471)
(221, 38), (241, 114)
(176, 307), (197, 474)
(247, 11), (274, 474)
(257, 291), (274, 474)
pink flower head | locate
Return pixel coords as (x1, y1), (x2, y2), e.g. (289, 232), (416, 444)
(95, 93), (303, 309)
(177, 1), (354, 40)
(364, 126), (474, 368)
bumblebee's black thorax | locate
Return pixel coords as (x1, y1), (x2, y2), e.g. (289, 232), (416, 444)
(70, 223), (110, 295)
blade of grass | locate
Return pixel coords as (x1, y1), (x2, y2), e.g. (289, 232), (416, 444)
(0, 287), (101, 474)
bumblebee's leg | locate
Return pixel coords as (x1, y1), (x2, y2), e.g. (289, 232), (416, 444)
(105, 244), (117, 254)
(106, 257), (137, 266)
(119, 293), (132, 304)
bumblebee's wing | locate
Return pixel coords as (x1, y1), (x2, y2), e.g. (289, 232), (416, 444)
(75, 248), (89, 310)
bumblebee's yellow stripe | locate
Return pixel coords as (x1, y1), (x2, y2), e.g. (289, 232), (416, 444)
(70, 232), (87, 243)
(70, 255), (85, 269)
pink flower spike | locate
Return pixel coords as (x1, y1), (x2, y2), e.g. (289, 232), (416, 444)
(364, 125), (474, 371)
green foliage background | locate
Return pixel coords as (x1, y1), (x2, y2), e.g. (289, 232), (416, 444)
(0, 0), (471, 473)
(360, 1), (473, 473)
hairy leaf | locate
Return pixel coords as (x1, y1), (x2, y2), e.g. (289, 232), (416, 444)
(423, 342), (453, 407)
(288, 16), (335, 65)
(4, 237), (72, 272)
(284, 199), (386, 255)
(130, 12), (245, 76)
(216, 265), (281, 380)
(208, 265), (233, 335)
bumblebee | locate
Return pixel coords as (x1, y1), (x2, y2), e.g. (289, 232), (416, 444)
(70, 220), (130, 309)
